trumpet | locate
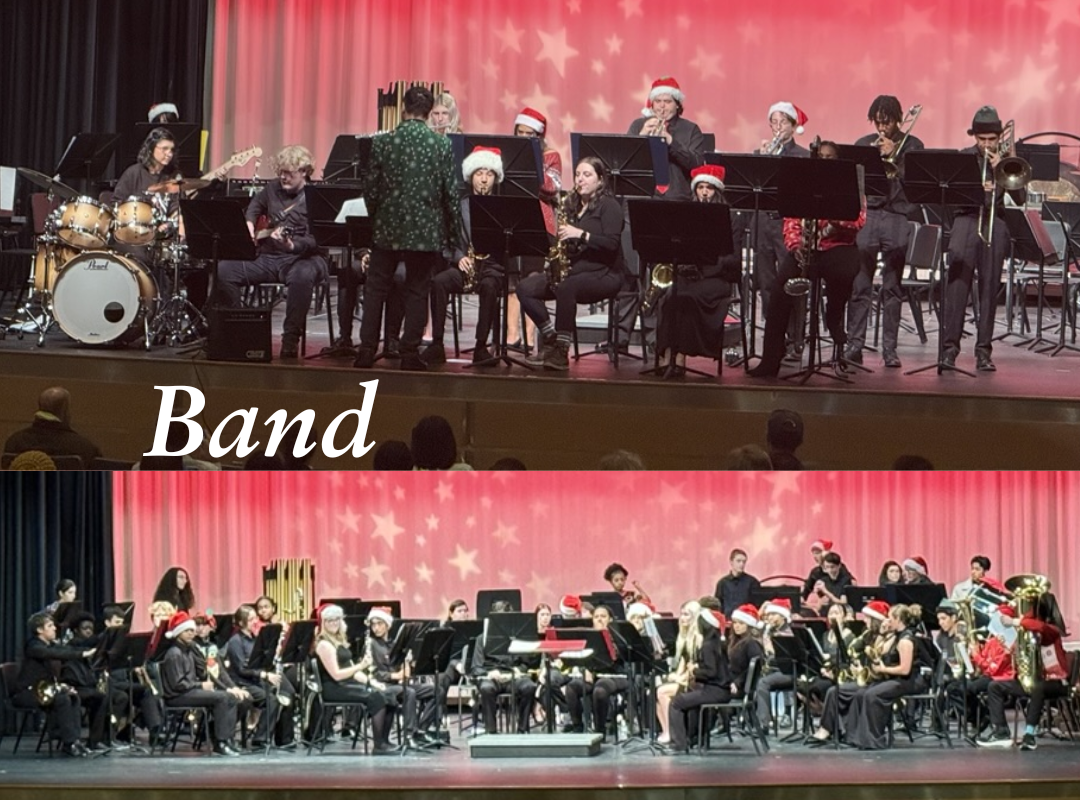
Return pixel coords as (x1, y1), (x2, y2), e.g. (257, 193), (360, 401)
(762, 130), (785, 155)
(880, 103), (922, 178)
(644, 116), (669, 138)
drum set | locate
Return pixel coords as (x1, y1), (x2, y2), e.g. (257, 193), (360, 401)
(19, 169), (209, 348)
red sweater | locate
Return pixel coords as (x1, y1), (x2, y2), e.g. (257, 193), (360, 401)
(783, 203), (867, 253)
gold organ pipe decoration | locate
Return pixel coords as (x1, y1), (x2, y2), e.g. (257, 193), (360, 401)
(262, 558), (316, 623)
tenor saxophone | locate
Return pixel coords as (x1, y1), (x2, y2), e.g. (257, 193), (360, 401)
(545, 193), (574, 286)
(463, 245), (487, 293)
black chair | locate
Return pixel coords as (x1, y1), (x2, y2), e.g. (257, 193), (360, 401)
(243, 275), (335, 358)
(304, 657), (370, 754)
(572, 278), (646, 369)
(0, 661), (45, 754)
(143, 660), (209, 754)
(697, 656), (770, 755)
(893, 660), (953, 749)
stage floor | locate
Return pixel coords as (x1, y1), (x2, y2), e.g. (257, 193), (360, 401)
(1, 732), (1078, 800)
(3, 295), (1080, 468)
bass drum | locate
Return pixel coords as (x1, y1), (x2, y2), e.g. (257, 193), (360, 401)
(33, 241), (79, 293)
(50, 251), (158, 344)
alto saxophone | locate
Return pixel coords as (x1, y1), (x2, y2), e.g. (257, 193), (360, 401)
(463, 244), (487, 293)
(545, 192), (575, 286)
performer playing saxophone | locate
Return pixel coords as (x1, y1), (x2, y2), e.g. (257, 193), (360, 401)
(516, 157), (625, 371)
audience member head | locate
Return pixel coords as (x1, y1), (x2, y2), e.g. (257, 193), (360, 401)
(372, 440), (414, 470)
(411, 416), (458, 470)
(892, 455), (934, 470)
(37, 386), (72, 424)
(596, 449), (645, 470)
(723, 444), (772, 470)
(490, 457), (527, 470)
(9, 451), (57, 470)
(244, 450), (287, 470)
(766, 409), (804, 454)
(769, 451), (803, 470)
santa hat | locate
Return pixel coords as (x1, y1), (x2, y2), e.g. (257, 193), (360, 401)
(315, 603), (344, 624)
(514, 107), (547, 135)
(810, 539), (833, 553)
(626, 602), (654, 620)
(862, 600), (891, 622)
(366, 606), (394, 626)
(762, 598), (793, 621)
(462, 146), (504, 183)
(700, 608), (727, 629)
(148, 102), (179, 122)
(996, 603), (1017, 619)
(731, 604), (761, 629)
(193, 610), (217, 629)
(164, 611), (196, 639)
(691, 164), (725, 191)
(642, 76), (685, 116)
(902, 557), (928, 576)
(559, 594), (583, 616)
(769, 101), (808, 135)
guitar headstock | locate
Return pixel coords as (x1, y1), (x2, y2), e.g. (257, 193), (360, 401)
(207, 146), (263, 181)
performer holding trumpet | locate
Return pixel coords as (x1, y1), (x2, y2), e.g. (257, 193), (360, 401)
(845, 96), (924, 368)
(626, 77), (705, 201)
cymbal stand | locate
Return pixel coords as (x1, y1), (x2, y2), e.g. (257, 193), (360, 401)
(149, 241), (207, 347)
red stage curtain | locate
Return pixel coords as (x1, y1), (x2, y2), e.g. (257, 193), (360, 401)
(113, 471), (1079, 636)
(208, 0), (1080, 177)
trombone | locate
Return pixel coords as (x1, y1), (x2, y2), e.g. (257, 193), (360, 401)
(880, 103), (922, 178)
(978, 119), (1031, 245)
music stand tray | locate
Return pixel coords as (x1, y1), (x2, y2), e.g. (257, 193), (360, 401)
(129, 123), (202, 179)
(54, 133), (122, 184)
(323, 135), (378, 183)
(454, 134), (543, 198)
(902, 150), (985, 377)
(571, 134), (668, 197)
(837, 145), (890, 199)
(304, 185), (369, 248)
(179, 199), (256, 262)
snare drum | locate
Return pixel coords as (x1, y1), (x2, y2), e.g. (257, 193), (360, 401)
(57, 197), (114, 249)
(32, 240), (79, 293)
(50, 251), (158, 344)
(113, 196), (160, 245)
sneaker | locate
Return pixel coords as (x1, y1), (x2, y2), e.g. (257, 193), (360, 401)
(419, 342), (447, 366)
(844, 346), (864, 365)
(1020, 733), (1037, 751)
(882, 349), (902, 368)
(279, 339), (300, 359)
(976, 351), (996, 372)
(353, 347), (376, 369)
(543, 341), (569, 371)
(977, 728), (1013, 748)
(779, 714), (793, 729)
(382, 339), (401, 360)
(942, 349), (958, 368)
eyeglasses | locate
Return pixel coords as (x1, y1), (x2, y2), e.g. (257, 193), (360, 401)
(277, 168), (303, 178)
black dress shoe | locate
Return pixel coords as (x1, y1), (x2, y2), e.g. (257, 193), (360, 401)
(882, 349), (902, 368)
(400, 354), (428, 371)
(382, 339), (401, 360)
(353, 347), (376, 368)
(663, 363), (686, 380)
(976, 351), (996, 372)
(371, 742), (397, 755)
(471, 345), (499, 366)
(844, 347), (864, 365)
(748, 361), (780, 378)
(942, 349), (958, 368)
(63, 742), (89, 757)
(214, 741), (241, 757)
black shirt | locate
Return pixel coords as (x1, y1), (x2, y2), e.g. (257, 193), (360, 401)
(803, 564), (855, 600)
(17, 637), (87, 692)
(853, 133), (924, 215)
(714, 571), (761, 616)
(567, 194), (624, 276)
(4, 417), (101, 468)
(245, 181), (318, 257)
(692, 630), (732, 688)
(625, 116), (705, 202)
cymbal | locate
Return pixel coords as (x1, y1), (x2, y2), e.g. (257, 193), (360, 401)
(147, 177), (211, 194)
(16, 167), (79, 200)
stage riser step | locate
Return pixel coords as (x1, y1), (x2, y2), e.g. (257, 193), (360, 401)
(468, 733), (603, 758)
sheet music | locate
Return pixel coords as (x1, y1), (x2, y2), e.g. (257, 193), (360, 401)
(0, 166), (14, 214)
(335, 197), (368, 223)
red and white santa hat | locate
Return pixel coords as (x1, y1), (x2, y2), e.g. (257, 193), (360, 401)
(769, 101), (809, 135)
(700, 608), (727, 629)
(810, 539), (833, 553)
(164, 610), (196, 639)
(316, 603), (344, 624)
(862, 600), (891, 622)
(762, 598), (793, 621)
(462, 146), (504, 183)
(691, 164), (726, 191)
(514, 107), (547, 135)
(731, 603), (761, 629)
(996, 603), (1017, 619)
(627, 601), (654, 620)
(148, 102), (179, 122)
(902, 556), (928, 576)
(559, 594), (583, 616)
(366, 606), (394, 626)
(642, 76), (685, 116)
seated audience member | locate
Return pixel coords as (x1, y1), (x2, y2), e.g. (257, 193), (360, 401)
(597, 449), (645, 470)
(4, 387), (102, 467)
(133, 422), (220, 470)
(723, 444), (772, 470)
(244, 451), (287, 470)
(766, 409), (804, 468)
(411, 416), (471, 470)
(8, 450), (58, 470)
(373, 440), (415, 470)
(490, 457), (527, 470)
(892, 455), (934, 470)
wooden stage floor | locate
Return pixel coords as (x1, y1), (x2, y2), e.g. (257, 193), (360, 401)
(1, 731), (1078, 800)
(2, 299), (1080, 468)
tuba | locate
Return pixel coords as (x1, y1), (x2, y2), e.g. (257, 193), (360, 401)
(1005, 573), (1050, 692)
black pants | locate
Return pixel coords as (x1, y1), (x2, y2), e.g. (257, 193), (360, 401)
(564, 677), (592, 728)
(759, 245), (859, 368)
(944, 214), (1008, 355)
(321, 680), (390, 744)
(359, 249), (438, 355)
(987, 678), (1070, 729)
(849, 208), (910, 351)
(216, 252), (327, 343)
(478, 676), (536, 733)
(73, 686), (111, 747)
(517, 269), (622, 335)
(748, 212), (785, 319)
(429, 265), (502, 347)
(14, 689), (82, 745)
(166, 688), (238, 744)
(669, 683), (730, 749)
(235, 676), (294, 742)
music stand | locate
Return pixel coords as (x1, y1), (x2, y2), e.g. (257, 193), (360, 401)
(608, 621), (663, 752)
(407, 627), (457, 749)
(749, 586), (803, 615)
(846, 585), (888, 613)
(483, 612), (537, 659)
(776, 157), (863, 384)
(837, 145), (890, 200)
(885, 583), (947, 631)
(129, 123), (202, 179)
(1000, 207), (1065, 353)
(322, 135), (377, 183)
(581, 592), (627, 619)
(628, 198), (732, 377)
(707, 153), (784, 363)
(571, 134), (668, 197)
(468, 197), (549, 370)
(54, 133), (122, 189)
(902, 150), (985, 377)
(455, 134), (543, 198)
